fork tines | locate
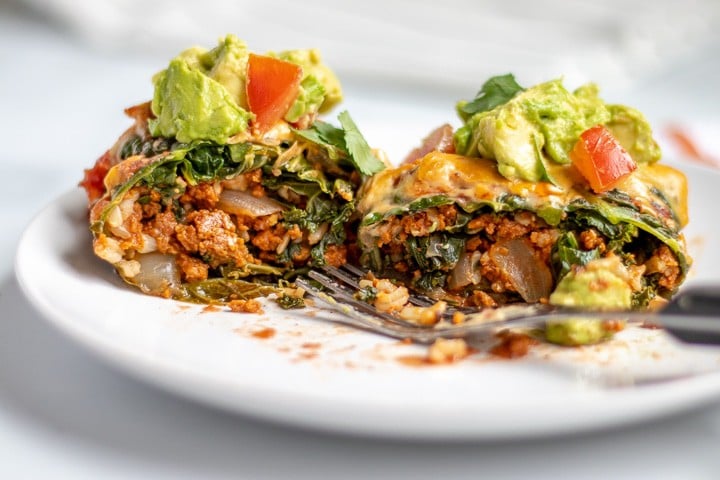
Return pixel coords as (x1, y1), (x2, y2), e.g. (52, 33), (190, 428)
(302, 266), (426, 329)
(323, 264), (437, 308)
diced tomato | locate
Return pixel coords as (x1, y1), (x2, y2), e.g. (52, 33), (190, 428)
(246, 54), (302, 133)
(570, 125), (637, 193)
(79, 150), (111, 204)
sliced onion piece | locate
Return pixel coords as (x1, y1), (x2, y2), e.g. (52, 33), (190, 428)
(307, 222), (329, 246)
(130, 253), (182, 297)
(489, 238), (553, 303)
(218, 190), (285, 217)
(447, 250), (483, 291)
(447, 250), (473, 290)
(402, 123), (455, 165)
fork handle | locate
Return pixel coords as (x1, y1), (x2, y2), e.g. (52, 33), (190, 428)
(661, 287), (720, 345)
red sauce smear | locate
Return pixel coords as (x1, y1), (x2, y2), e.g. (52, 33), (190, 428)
(396, 355), (432, 367)
(251, 327), (276, 339)
(665, 126), (720, 168)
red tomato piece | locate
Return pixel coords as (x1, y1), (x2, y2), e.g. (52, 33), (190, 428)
(246, 53), (302, 132)
(570, 125), (637, 193)
(79, 150), (111, 203)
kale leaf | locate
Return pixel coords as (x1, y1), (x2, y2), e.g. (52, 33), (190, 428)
(275, 294), (306, 309)
(552, 231), (600, 280)
(407, 233), (464, 272)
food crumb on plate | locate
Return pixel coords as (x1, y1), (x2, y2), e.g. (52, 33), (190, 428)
(228, 299), (264, 314)
(427, 338), (471, 364)
(490, 330), (539, 359)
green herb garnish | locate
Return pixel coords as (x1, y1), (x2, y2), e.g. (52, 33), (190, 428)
(296, 111), (385, 176)
(459, 73), (524, 117)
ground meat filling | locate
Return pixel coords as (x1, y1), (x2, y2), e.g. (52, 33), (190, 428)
(106, 171), (350, 285)
(370, 205), (682, 306)
(645, 244), (681, 290)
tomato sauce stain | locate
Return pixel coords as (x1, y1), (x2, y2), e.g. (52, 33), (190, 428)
(251, 327), (276, 339)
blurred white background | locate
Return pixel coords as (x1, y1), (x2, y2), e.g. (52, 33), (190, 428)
(2, 0), (719, 167)
(11, 0), (720, 90)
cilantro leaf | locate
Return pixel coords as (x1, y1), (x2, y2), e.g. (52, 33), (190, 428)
(337, 111), (385, 176)
(295, 121), (345, 160)
(460, 74), (524, 116)
(295, 111), (385, 176)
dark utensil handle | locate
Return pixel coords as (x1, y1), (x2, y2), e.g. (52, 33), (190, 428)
(661, 287), (720, 345)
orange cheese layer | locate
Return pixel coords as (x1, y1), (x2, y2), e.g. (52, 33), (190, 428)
(358, 151), (688, 228)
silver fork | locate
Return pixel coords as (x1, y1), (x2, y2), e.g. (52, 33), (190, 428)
(295, 265), (720, 345)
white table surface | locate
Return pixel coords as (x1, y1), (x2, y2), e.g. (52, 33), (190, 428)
(2, 3), (720, 479)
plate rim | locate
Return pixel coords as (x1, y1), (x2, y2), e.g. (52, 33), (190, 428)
(14, 167), (720, 440)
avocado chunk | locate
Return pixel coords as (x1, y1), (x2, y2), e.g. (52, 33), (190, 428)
(549, 255), (633, 310)
(606, 104), (661, 164)
(454, 76), (663, 183)
(148, 34), (344, 143)
(149, 57), (252, 144)
(544, 255), (633, 346)
(274, 48), (343, 120)
(544, 318), (616, 346)
(455, 79), (610, 182)
(149, 35), (254, 143)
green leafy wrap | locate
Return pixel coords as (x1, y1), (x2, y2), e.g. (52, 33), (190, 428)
(81, 36), (384, 305)
(356, 74), (689, 311)
(357, 152), (689, 309)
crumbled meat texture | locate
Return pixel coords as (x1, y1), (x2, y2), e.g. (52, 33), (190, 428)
(228, 299), (264, 314)
(287, 224), (303, 241)
(145, 210), (180, 254)
(528, 229), (560, 262)
(175, 209), (253, 268)
(465, 236), (489, 252)
(400, 205), (458, 237)
(117, 202), (145, 251)
(251, 224), (288, 252)
(291, 244), (311, 264)
(323, 244), (347, 267)
(180, 183), (219, 210)
(467, 290), (498, 308)
(490, 331), (538, 359)
(244, 169), (266, 198)
(467, 212), (542, 239)
(377, 228), (396, 248)
(252, 213), (279, 231)
(579, 228), (606, 252)
(401, 211), (434, 237)
(644, 244), (681, 290)
(141, 191), (163, 218)
(437, 204), (458, 227)
(374, 209), (563, 299)
(176, 253), (209, 282)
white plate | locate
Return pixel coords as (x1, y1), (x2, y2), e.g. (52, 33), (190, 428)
(15, 159), (720, 440)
